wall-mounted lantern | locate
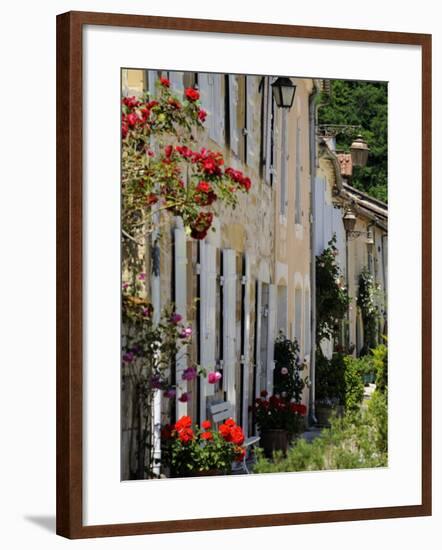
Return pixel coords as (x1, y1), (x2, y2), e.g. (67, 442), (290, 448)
(271, 77), (296, 109)
(350, 134), (370, 167)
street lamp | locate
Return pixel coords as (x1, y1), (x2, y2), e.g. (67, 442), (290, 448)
(350, 134), (369, 167)
(271, 77), (296, 109)
(342, 207), (357, 233)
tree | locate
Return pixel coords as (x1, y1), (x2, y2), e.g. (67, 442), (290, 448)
(318, 80), (388, 203)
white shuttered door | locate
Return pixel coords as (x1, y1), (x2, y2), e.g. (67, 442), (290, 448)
(223, 249), (237, 409)
(199, 242), (217, 420)
(266, 284), (277, 395)
(174, 224), (188, 417)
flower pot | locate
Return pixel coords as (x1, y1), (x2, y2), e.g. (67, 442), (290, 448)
(260, 429), (289, 458)
(315, 404), (344, 427)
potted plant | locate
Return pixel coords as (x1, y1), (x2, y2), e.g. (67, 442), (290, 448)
(254, 392), (307, 458)
(161, 416), (246, 477)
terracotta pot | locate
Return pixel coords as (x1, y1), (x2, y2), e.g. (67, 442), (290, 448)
(260, 429), (289, 458)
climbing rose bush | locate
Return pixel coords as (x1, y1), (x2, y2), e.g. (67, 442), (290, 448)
(122, 78), (252, 240)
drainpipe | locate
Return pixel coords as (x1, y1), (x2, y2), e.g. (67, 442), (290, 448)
(308, 81), (320, 426)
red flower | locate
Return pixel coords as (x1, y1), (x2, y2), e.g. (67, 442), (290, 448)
(202, 420), (212, 430)
(160, 76), (170, 87)
(175, 416), (192, 431)
(146, 100), (159, 109)
(121, 123), (128, 139)
(185, 87), (200, 101)
(123, 96), (140, 109)
(197, 109), (207, 122)
(178, 427), (194, 444)
(219, 424), (232, 442)
(290, 403), (307, 416)
(168, 97), (182, 110)
(126, 113), (138, 128)
(260, 390), (268, 398)
(190, 212), (213, 240)
(230, 426), (245, 446)
(241, 176), (251, 192)
(164, 144), (173, 158)
(224, 418), (235, 428)
(201, 431), (213, 441)
(147, 193), (158, 205)
(161, 424), (173, 440)
(196, 181), (212, 193)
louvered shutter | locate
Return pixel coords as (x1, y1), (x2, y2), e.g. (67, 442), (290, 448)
(174, 224), (188, 416)
(229, 75), (240, 156)
(169, 71), (183, 97)
(211, 74), (224, 144)
(198, 73), (212, 133)
(147, 70), (158, 98)
(245, 76), (257, 170)
(241, 254), (251, 437)
(295, 118), (302, 224)
(254, 280), (262, 398)
(266, 284), (277, 395)
(223, 249), (237, 408)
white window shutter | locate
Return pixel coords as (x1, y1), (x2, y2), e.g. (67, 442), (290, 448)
(169, 71), (184, 97)
(198, 73), (212, 132)
(246, 76), (257, 170)
(148, 70), (158, 98)
(199, 242), (217, 419)
(280, 109), (288, 215)
(174, 224), (188, 416)
(264, 78), (273, 184)
(229, 75), (240, 156)
(241, 254), (251, 437)
(254, 281), (262, 397)
(266, 284), (277, 395)
(211, 74), (224, 145)
(223, 249), (237, 408)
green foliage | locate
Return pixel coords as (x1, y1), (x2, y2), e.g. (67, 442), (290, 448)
(315, 350), (346, 405)
(316, 236), (350, 342)
(253, 399), (388, 474)
(372, 341), (388, 393)
(343, 355), (366, 414)
(273, 333), (306, 402)
(318, 80), (388, 203)
(358, 268), (382, 353)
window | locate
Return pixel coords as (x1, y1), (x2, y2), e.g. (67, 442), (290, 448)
(198, 73), (224, 145)
(294, 286), (303, 350)
(277, 285), (288, 336)
(303, 286), (311, 358)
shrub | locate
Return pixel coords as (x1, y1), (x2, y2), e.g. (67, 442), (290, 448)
(273, 333), (306, 402)
(315, 350), (346, 406)
(253, 402), (388, 474)
(343, 355), (366, 414)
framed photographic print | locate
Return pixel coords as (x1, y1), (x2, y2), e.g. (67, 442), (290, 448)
(56, 11), (432, 539)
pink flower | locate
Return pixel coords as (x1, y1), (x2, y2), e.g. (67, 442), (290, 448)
(170, 312), (182, 325)
(208, 371), (222, 384)
(178, 392), (191, 403)
(138, 272), (146, 281)
(182, 367), (197, 381)
(281, 367), (289, 375)
(179, 327), (192, 339)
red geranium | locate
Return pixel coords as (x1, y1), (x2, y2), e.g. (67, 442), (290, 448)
(175, 415), (192, 431)
(201, 431), (213, 441)
(185, 87), (200, 101)
(201, 420), (211, 430)
(178, 427), (194, 444)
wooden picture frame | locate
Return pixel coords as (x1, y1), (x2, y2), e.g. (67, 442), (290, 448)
(56, 10), (432, 539)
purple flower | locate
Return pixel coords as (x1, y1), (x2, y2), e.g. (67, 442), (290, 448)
(182, 367), (197, 381)
(141, 306), (152, 318)
(178, 392), (191, 403)
(138, 272), (146, 281)
(150, 375), (163, 389)
(122, 351), (135, 363)
(207, 371), (222, 384)
(163, 388), (177, 399)
(170, 312), (183, 325)
(179, 326), (192, 339)
(122, 282), (130, 290)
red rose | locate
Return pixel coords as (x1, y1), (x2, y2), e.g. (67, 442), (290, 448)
(201, 431), (213, 441)
(201, 420), (212, 430)
(197, 109), (207, 122)
(168, 97), (182, 110)
(164, 144), (173, 158)
(241, 176), (251, 192)
(121, 123), (128, 139)
(123, 96), (140, 109)
(185, 87), (200, 101)
(126, 113), (138, 128)
(190, 212), (213, 240)
(146, 100), (159, 109)
(196, 181), (211, 193)
(160, 76), (170, 87)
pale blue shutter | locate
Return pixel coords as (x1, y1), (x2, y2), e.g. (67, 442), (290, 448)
(266, 284), (277, 395)
(174, 223), (188, 417)
(169, 71), (184, 97)
(223, 249), (237, 408)
(280, 109), (288, 215)
(148, 70), (157, 98)
(241, 254), (251, 437)
(199, 242), (217, 420)
(228, 75), (240, 156)
(245, 75), (257, 171)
